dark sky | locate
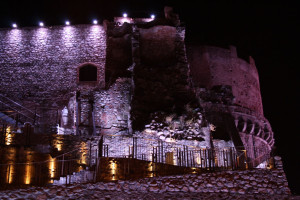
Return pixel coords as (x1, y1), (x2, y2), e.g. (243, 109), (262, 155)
(0, 0), (299, 194)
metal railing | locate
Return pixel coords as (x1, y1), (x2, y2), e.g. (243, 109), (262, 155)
(97, 136), (250, 170)
(0, 94), (40, 125)
(0, 135), (271, 188)
(0, 147), (87, 187)
(248, 153), (270, 168)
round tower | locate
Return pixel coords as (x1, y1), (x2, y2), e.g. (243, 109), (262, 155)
(187, 45), (274, 166)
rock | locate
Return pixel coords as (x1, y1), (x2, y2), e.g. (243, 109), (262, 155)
(221, 188), (229, 193)
(208, 188), (215, 193)
(140, 186), (148, 192)
(167, 186), (174, 192)
(238, 189), (246, 194)
(230, 188), (237, 193)
(263, 183), (268, 187)
(49, 188), (57, 195)
(258, 188), (268, 193)
(157, 131), (164, 136)
(225, 182), (233, 188)
(149, 186), (160, 192)
(56, 190), (67, 197)
(217, 182), (223, 187)
(189, 186), (195, 192)
(159, 136), (165, 140)
(181, 186), (189, 192)
(36, 194), (47, 200)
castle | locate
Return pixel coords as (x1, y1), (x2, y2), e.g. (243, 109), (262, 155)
(0, 8), (274, 168)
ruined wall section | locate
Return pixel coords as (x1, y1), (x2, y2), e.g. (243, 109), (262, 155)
(94, 78), (131, 135)
(131, 25), (195, 130)
(188, 46), (274, 163)
(105, 22), (132, 87)
(0, 25), (106, 104)
(66, 78), (131, 136)
(187, 46), (263, 116)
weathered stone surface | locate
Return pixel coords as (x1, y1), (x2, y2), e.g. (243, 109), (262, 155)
(0, 168), (292, 200)
(0, 25), (106, 101)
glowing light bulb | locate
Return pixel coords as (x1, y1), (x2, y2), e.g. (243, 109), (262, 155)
(93, 19), (98, 25)
(123, 13), (128, 18)
(39, 22), (44, 27)
(12, 23), (17, 28)
(151, 14), (155, 19)
(65, 21), (70, 25)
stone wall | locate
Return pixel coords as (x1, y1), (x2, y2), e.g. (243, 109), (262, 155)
(0, 25), (106, 103)
(187, 45), (263, 116)
(65, 78), (131, 135)
(89, 168), (290, 195)
(0, 165), (291, 199)
(131, 25), (195, 130)
(104, 22), (132, 87)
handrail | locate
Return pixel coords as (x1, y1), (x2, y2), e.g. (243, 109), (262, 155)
(0, 94), (40, 117)
(0, 147), (83, 166)
(0, 100), (34, 121)
(249, 153), (270, 167)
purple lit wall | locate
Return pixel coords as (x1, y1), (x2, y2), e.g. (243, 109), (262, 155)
(187, 45), (263, 116)
(0, 25), (106, 101)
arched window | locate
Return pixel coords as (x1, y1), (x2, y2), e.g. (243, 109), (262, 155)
(79, 64), (97, 82)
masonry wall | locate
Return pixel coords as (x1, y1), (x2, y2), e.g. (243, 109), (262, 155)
(0, 25), (106, 104)
(131, 25), (195, 130)
(84, 78), (131, 135)
(0, 157), (291, 199)
(187, 45), (263, 116)
(104, 22), (132, 87)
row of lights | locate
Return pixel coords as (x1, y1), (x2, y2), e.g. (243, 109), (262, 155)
(12, 19), (98, 28)
(11, 13), (155, 28)
(123, 13), (155, 19)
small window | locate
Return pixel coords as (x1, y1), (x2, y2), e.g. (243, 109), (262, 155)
(79, 64), (97, 82)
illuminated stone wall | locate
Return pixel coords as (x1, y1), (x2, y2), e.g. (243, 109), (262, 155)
(0, 25), (106, 102)
(66, 78), (131, 135)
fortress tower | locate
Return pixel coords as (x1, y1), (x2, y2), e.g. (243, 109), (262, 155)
(187, 45), (274, 166)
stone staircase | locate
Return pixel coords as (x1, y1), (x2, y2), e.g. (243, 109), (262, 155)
(52, 168), (94, 185)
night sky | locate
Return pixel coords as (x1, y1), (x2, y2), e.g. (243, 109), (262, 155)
(0, 0), (299, 194)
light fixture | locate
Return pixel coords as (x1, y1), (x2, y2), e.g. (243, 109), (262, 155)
(93, 19), (98, 25)
(39, 22), (44, 27)
(151, 14), (155, 19)
(65, 21), (70, 25)
(123, 13), (128, 18)
(12, 23), (17, 28)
